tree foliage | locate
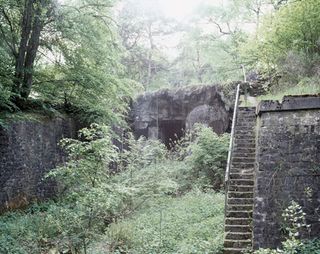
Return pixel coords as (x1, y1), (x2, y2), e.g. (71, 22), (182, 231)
(0, 0), (140, 123)
(241, 0), (320, 89)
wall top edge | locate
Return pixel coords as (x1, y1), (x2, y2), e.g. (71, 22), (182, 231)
(257, 94), (320, 114)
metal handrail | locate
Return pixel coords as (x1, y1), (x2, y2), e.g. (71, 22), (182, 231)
(225, 84), (241, 186)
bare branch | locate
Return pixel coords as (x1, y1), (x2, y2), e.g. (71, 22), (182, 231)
(208, 18), (231, 35)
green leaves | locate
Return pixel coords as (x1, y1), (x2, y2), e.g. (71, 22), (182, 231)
(187, 125), (230, 190)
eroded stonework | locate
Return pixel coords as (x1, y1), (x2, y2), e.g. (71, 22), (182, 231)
(131, 85), (231, 146)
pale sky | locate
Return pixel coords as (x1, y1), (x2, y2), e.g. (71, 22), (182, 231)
(159, 0), (203, 21)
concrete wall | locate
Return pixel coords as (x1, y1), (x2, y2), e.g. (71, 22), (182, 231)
(253, 96), (320, 249)
(0, 115), (78, 212)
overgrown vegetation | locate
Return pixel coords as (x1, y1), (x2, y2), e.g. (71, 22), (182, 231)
(0, 124), (229, 253)
(1, 0), (319, 253)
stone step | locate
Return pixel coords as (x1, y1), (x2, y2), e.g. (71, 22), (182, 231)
(239, 106), (256, 110)
(234, 138), (255, 143)
(228, 185), (254, 192)
(234, 136), (255, 141)
(224, 247), (248, 254)
(225, 225), (252, 233)
(239, 107), (256, 112)
(234, 134), (255, 139)
(232, 152), (255, 158)
(232, 152), (256, 158)
(238, 117), (256, 121)
(235, 121), (257, 125)
(238, 109), (256, 114)
(229, 173), (254, 180)
(234, 138), (255, 142)
(237, 122), (256, 126)
(227, 198), (254, 205)
(233, 145), (256, 150)
(231, 162), (255, 169)
(238, 107), (255, 111)
(229, 168), (254, 174)
(235, 127), (255, 131)
(236, 115), (255, 120)
(232, 153), (255, 158)
(234, 132), (256, 139)
(238, 112), (256, 116)
(238, 114), (256, 119)
(234, 141), (256, 146)
(226, 204), (253, 212)
(234, 127), (255, 131)
(226, 211), (253, 218)
(225, 218), (252, 225)
(234, 131), (255, 136)
(225, 232), (252, 240)
(228, 192), (254, 199)
(232, 157), (255, 163)
(229, 179), (254, 186)
(224, 239), (252, 248)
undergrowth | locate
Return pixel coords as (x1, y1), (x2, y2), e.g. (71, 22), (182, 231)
(0, 124), (228, 254)
(92, 191), (224, 254)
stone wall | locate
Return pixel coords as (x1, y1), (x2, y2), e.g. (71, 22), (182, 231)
(131, 85), (231, 146)
(253, 96), (320, 249)
(0, 115), (78, 212)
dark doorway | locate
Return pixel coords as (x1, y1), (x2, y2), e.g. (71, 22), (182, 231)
(159, 120), (185, 148)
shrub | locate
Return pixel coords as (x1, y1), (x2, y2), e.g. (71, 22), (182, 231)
(187, 125), (230, 190)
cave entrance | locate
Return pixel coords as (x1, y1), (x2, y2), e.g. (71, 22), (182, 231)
(159, 120), (185, 148)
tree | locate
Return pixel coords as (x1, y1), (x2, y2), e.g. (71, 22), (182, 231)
(168, 0), (250, 86)
(0, 0), (138, 123)
(117, 0), (176, 90)
(242, 0), (320, 71)
(0, 0), (57, 101)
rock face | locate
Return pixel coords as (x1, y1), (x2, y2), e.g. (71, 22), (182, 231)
(131, 85), (231, 146)
(0, 115), (79, 212)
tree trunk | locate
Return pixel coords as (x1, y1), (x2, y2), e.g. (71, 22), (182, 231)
(13, 0), (33, 95)
(21, 1), (44, 98)
(12, 0), (50, 101)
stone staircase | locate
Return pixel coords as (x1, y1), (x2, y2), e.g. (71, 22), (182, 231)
(224, 107), (257, 254)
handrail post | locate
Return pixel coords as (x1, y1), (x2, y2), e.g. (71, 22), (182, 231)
(224, 84), (241, 214)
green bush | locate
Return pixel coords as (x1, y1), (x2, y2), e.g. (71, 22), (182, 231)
(187, 125), (230, 190)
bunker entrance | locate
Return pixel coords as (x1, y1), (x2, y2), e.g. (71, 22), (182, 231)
(158, 120), (185, 148)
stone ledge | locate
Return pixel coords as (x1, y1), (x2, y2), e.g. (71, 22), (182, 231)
(257, 95), (320, 115)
